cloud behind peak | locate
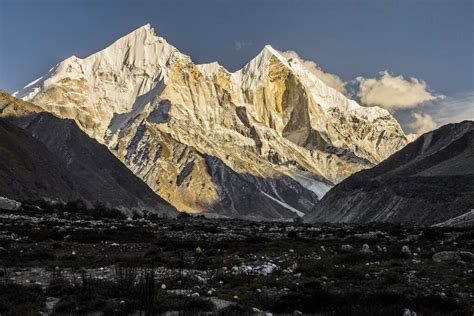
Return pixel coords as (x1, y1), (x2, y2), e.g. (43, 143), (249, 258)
(356, 71), (444, 111)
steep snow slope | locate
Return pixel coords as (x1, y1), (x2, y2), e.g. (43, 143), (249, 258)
(304, 121), (474, 225)
(12, 24), (409, 219)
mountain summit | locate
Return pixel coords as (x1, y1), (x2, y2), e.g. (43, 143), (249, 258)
(11, 24), (409, 219)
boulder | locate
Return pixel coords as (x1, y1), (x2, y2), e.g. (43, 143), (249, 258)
(0, 196), (20, 211)
(401, 245), (411, 257)
(432, 251), (461, 263)
(341, 244), (354, 252)
(459, 251), (474, 262)
(361, 244), (373, 254)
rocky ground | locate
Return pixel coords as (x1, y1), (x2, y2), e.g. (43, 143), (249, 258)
(0, 201), (473, 315)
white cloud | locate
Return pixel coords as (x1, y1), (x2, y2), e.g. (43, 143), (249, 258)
(234, 41), (252, 50)
(408, 112), (438, 135)
(427, 91), (474, 126)
(280, 50), (347, 95)
(394, 91), (474, 135)
(356, 71), (444, 111)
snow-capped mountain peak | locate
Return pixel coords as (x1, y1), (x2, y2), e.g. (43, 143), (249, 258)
(10, 24), (409, 220)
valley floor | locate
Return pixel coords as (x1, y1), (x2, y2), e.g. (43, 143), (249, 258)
(0, 203), (473, 315)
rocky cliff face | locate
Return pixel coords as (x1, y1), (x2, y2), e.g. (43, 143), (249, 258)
(11, 24), (409, 219)
(304, 121), (474, 225)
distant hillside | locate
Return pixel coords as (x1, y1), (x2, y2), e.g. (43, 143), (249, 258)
(304, 121), (474, 225)
(0, 117), (78, 202)
(0, 106), (176, 215)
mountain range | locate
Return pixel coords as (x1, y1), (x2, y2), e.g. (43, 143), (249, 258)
(6, 24), (411, 220)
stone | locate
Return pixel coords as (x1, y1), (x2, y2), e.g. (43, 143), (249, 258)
(402, 245), (411, 257)
(403, 309), (417, 316)
(459, 251), (474, 261)
(341, 244), (354, 252)
(0, 197), (21, 211)
(432, 251), (460, 263)
(361, 244), (373, 254)
(207, 288), (216, 296)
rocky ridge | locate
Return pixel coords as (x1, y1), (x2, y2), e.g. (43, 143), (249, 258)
(304, 121), (474, 225)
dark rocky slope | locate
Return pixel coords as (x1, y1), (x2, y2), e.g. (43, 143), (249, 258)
(304, 121), (474, 225)
(0, 113), (176, 215)
(204, 155), (320, 220)
(0, 118), (77, 202)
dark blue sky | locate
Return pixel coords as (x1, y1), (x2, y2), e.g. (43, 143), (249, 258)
(1, 0), (473, 98)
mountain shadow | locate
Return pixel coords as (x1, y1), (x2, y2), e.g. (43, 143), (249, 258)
(1, 112), (176, 216)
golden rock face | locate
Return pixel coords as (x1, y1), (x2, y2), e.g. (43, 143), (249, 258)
(0, 91), (43, 116)
(101, 53), (377, 214)
(134, 125), (220, 213)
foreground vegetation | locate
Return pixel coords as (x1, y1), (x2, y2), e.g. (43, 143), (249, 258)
(0, 200), (473, 315)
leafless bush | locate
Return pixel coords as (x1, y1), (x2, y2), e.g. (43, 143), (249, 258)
(113, 264), (138, 291)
